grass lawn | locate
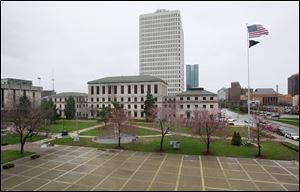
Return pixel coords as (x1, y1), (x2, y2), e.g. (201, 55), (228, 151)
(80, 126), (160, 136)
(272, 118), (299, 127)
(1, 150), (34, 164)
(45, 120), (99, 133)
(1, 134), (47, 145)
(49, 136), (299, 160)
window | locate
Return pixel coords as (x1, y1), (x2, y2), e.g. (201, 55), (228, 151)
(203, 97), (206, 100)
(141, 97), (144, 102)
(141, 112), (144, 117)
(128, 85), (131, 94)
(210, 97), (214, 100)
(154, 97), (157, 102)
(121, 97), (124, 102)
(114, 86), (117, 94)
(210, 105), (214, 109)
(195, 105), (198, 108)
(96, 86), (99, 94)
(108, 98), (111, 102)
(180, 97), (183, 101)
(97, 98), (99, 102)
(187, 97), (190, 101)
(102, 98), (105, 102)
(134, 85), (137, 94)
(134, 97), (137, 102)
(134, 111), (137, 118)
(134, 104), (137, 109)
(187, 105), (190, 109)
(195, 97), (198, 100)
(147, 85), (151, 93)
(91, 86), (94, 95)
(180, 105), (183, 109)
(108, 86), (111, 94)
(114, 98), (117, 102)
(102, 86), (105, 94)
(141, 85), (144, 94)
(60, 98), (62, 102)
(128, 98), (131, 102)
(91, 98), (93, 102)
(102, 104), (105, 108)
(154, 84), (158, 94)
(141, 105), (144, 109)
(55, 98), (57, 102)
(128, 105), (131, 109)
(203, 105), (206, 109)
(121, 85), (124, 94)
(121, 104), (124, 108)
(97, 104), (99, 108)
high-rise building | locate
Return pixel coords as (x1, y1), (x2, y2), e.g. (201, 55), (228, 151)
(139, 9), (184, 96)
(186, 64), (199, 90)
(288, 73), (299, 96)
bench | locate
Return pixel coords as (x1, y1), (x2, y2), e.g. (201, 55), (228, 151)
(170, 141), (180, 149)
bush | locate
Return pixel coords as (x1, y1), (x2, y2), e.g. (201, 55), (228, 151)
(231, 131), (242, 146)
(30, 154), (40, 159)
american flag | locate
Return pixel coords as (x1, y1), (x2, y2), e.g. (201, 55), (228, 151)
(247, 24), (269, 38)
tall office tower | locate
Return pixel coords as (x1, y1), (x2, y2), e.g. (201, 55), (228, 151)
(288, 73), (299, 96)
(139, 9), (184, 96)
(186, 64), (199, 90)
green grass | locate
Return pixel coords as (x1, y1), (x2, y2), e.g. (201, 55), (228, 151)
(279, 117), (299, 121)
(1, 150), (34, 164)
(80, 126), (160, 136)
(272, 119), (299, 126)
(49, 136), (299, 160)
(45, 120), (99, 133)
(1, 134), (47, 145)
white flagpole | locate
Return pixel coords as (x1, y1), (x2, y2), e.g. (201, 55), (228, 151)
(246, 23), (251, 144)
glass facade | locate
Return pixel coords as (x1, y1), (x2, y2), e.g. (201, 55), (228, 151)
(186, 64), (199, 90)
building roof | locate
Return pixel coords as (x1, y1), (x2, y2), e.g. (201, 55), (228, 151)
(177, 89), (217, 97)
(87, 75), (168, 85)
(50, 92), (88, 97)
(254, 88), (277, 94)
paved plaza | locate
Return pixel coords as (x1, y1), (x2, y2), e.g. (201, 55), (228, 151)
(1, 145), (299, 191)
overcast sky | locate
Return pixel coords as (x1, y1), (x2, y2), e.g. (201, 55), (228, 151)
(1, 1), (299, 94)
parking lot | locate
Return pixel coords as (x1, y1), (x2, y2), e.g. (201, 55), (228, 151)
(1, 145), (299, 191)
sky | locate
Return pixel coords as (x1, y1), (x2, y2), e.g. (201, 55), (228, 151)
(1, 1), (299, 94)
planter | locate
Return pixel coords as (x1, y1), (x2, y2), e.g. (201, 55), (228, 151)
(3, 163), (14, 169)
(30, 154), (40, 159)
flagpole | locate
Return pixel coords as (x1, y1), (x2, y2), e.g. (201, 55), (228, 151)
(246, 23), (251, 144)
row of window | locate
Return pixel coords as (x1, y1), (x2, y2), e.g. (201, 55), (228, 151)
(140, 26), (181, 34)
(140, 48), (180, 54)
(90, 97), (158, 103)
(179, 96), (214, 101)
(140, 13), (180, 21)
(56, 103), (87, 108)
(90, 84), (159, 95)
(140, 52), (181, 58)
(140, 40), (181, 46)
(140, 44), (181, 49)
(140, 29), (180, 37)
(140, 35), (181, 42)
(140, 57), (180, 62)
(140, 22), (181, 29)
(140, 61), (181, 67)
(140, 18), (180, 25)
(92, 103), (145, 110)
(180, 104), (214, 109)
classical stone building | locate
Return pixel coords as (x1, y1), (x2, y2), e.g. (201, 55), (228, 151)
(87, 75), (168, 119)
(46, 92), (88, 118)
(1, 78), (42, 110)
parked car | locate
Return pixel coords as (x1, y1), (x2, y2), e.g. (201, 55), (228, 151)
(271, 114), (280, 118)
(285, 133), (299, 141)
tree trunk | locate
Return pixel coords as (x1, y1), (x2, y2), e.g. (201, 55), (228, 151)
(118, 126), (121, 148)
(206, 136), (210, 153)
(20, 142), (25, 154)
(160, 134), (164, 151)
(257, 128), (261, 156)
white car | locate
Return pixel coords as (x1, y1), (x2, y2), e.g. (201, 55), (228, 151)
(285, 133), (299, 141)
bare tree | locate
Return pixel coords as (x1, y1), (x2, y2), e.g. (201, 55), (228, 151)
(109, 102), (133, 148)
(252, 115), (277, 157)
(2, 95), (46, 154)
(191, 109), (227, 154)
(154, 102), (177, 152)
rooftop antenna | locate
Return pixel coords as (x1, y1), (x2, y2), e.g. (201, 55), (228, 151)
(51, 69), (55, 92)
(37, 77), (41, 86)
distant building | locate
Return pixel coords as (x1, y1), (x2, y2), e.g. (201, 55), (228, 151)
(227, 82), (252, 105)
(292, 95), (299, 107)
(46, 92), (88, 118)
(139, 9), (184, 96)
(217, 88), (228, 101)
(87, 75), (168, 119)
(41, 90), (56, 98)
(1, 78), (42, 110)
(186, 64), (199, 90)
(288, 73), (299, 96)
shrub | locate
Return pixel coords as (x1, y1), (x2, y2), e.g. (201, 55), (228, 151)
(30, 154), (40, 159)
(231, 131), (242, 146)
(3, 163), (14, 169)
